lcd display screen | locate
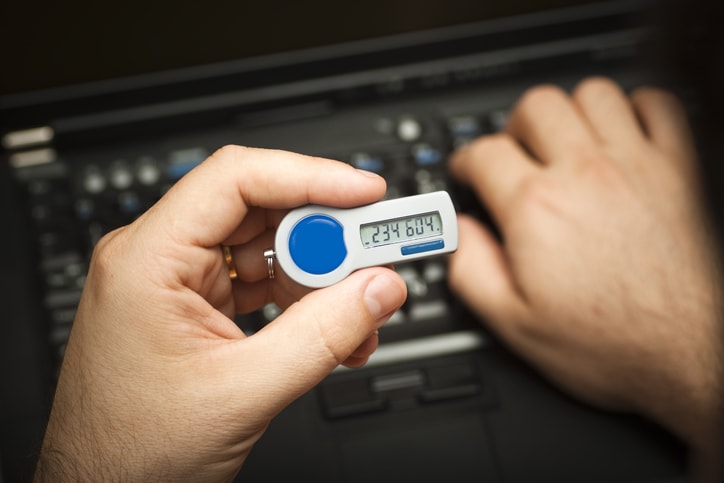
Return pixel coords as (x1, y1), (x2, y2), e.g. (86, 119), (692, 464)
(360, 211), (442, 248)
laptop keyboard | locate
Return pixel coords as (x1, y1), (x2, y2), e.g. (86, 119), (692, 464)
(14, 106), (507, 376)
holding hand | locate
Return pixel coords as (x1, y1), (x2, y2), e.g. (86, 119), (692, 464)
(35, 147), (407, 481)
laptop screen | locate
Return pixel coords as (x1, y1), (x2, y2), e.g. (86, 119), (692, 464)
(1, 0), (613, 96)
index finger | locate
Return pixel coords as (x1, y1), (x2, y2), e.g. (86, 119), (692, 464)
(148, 145), (387, 248)
(449, 133), (539, 227)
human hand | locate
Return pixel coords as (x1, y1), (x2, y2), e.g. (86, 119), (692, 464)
(447, 78), (722, 455)
(35, 147), (407, 482)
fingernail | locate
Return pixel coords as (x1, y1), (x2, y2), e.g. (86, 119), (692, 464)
(355, 168), (383, 179)
(364, 273), (406, 321)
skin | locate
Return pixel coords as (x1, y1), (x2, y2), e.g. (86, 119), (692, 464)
(34, 148), (408, 482)
(448, 77), (723, 477)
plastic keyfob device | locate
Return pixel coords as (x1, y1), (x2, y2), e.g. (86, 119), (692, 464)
(274, 191), (457, 287)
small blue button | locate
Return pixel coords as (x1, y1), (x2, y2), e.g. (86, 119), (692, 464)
(401, 239), (445, 256)
(413, 144), (443, 166)
(289, 215), (347, 275)
(351, 153), (384, 173)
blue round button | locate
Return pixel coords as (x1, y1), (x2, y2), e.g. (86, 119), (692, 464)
(289, 215), (347, 275)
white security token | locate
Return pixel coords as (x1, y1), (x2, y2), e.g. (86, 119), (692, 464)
(274, 191), (457, 288)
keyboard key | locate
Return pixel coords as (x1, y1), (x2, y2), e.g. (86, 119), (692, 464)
(82, 166), (107, 194)
(50, 325), (72, 346)
(75, 198), (95, 221)
(165, 161), (201, 180)
(487, 109), (509, 132)
(419, 362), (483, 403)
(422, 262), (446, 283)
(117, 192), (142, 215)
(397, 116), (423, 142)
(262, 303), (282, 321)
(397, 267), (428, 298)
(109, 161), (134, 189)
(44, 289), (83, 310)
(447, 114), (483, 147)
(50, 308), (76, 325)
(412, 143), (443, 166)
(166, 147), (208, 180)
(350, 152), (384, 173)
(136, 157), (162, 186)
(386, 310), (406, 326)
(408, 299), (449, 322)
(320, 378), (387, 419)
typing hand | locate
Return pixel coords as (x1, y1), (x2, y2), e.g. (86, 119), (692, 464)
(447, 78), (722, 457)
(35, 147), (407, 482)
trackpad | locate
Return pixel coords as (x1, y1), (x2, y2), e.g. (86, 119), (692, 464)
(338, 411), (499, 482)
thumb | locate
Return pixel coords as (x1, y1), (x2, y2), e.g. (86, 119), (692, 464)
(233, 267), (406, 414)
(448, 215), (528, 332)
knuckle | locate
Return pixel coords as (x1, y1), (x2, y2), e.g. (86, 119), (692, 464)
(209, 144), (247, 166)
(451, 133), (523, 184)
(573, 76), (622, 103)
(507, 85), (570, 132)
(631, 85), (680, 109)
(465, 132), (518, 158)
(88, 228), (125, 278)
(212, 144), (242, 157)
(516, 83), (569, 112)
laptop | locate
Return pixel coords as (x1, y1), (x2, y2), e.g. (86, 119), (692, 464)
(0, 1), (689, 481)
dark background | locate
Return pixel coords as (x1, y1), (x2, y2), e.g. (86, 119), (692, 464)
(0, 0), (604, 95)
